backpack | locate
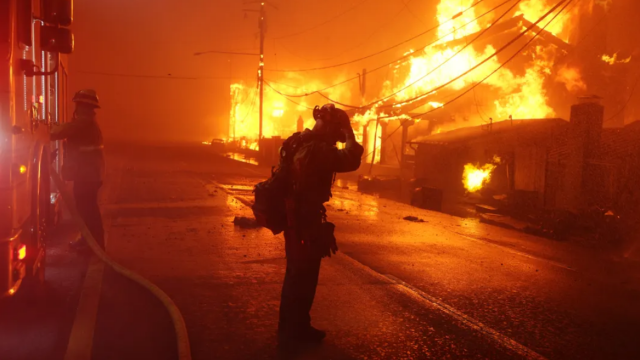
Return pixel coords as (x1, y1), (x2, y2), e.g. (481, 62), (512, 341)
(252, 132), (306, 235)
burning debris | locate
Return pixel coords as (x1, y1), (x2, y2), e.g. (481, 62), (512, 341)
(601, 53), (632, 65)
(233, 216), (260, 229)
(403, 216), (426, 223)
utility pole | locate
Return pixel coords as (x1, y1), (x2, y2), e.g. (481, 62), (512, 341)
(258, 1), (265, 141)
(243, 1), (277, 142)
(198, 1), (275, 145)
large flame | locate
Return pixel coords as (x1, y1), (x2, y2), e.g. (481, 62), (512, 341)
(215, 0), (591, 161)
(463, 155), (501, 192)
(463, 163), (496, 193)
(390, 0), (585, 121)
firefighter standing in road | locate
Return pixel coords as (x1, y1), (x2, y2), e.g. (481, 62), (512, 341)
(278, 104), (364, 345)
(50, 89), (106, 251)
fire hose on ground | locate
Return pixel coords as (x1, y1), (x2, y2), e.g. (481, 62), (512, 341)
(50, 168), (192, 360)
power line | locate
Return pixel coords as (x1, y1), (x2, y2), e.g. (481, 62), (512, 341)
(322, 0), (525, 109)
(193, 50), (260, 56)
(361, 0), (575, 161)
(605, 70), (640, 124)
(265, 0), (512, 97)
(266, 79), (303, 89)
(408, 0), (573, 120)
(271, 0), (405, 64)
(273, 0), (370, 40)
(264, 81), (314, 109)
(370, 0), (567, 111)
(402, 0), (428, 26)
(266, 0), (491, 72)
(75, 70), (231, 80)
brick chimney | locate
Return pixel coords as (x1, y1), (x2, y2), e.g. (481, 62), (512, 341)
(570, 96), (605, 159)
(559, 97), (605, 210)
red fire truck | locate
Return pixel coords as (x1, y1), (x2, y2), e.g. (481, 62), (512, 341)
(1, 0), (73, 298)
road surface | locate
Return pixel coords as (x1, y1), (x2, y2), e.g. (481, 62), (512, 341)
(2, 141), (640, 360)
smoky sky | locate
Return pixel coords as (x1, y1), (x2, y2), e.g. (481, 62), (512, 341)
(69, 0), (639, 142)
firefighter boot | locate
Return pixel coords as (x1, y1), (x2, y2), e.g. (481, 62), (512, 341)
(278, 325), (326, 345)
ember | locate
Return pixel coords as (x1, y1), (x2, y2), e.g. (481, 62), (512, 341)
(601, 53), (632, 65)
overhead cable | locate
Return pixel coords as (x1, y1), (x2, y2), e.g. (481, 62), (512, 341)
(75, 70), (230, 80)
(264, 81), (314, 109)
(321, 0), (525, 109)
(361, 0), (575, 161)
(266, 0), (490, 72)
(273, 0), (370, 40)
(605, 70), (640, 124)
(266, 0), (512, 97)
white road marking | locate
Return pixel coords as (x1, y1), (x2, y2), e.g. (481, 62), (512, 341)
(456, 233), (577, 272)
(63, 159), (122, 360)
(337, 254), (548, 360)
(63, 256), (105, 360)
(210, 177), (549, 360)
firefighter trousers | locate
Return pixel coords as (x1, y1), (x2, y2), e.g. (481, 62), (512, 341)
(278, 229), (322, 333)
(73, 181), (105, 249)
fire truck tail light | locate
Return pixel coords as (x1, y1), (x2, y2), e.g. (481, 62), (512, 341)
(17, 245), (26, 260)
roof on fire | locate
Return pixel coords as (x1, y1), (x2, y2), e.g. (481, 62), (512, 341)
(411, 118), (568, 146)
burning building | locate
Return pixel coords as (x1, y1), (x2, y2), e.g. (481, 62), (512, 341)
(222, 0), (636, 166)
(412, 97), (640, 244)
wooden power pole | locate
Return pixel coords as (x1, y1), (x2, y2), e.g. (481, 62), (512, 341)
(258, 1), (265, 141)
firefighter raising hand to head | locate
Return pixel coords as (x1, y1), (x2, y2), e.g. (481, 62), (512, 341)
(50, 89), (106, 251)
(278, 104), (364, 347)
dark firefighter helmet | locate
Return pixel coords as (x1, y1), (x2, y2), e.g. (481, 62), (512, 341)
(72, 89), (100, 108)
(313, 103), (350, 142)
(312, 103), (349, 126)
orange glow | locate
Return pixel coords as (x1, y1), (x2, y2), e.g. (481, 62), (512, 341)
(556, 65), (587, 93)
(463, 156), (501, 192)
(228, 75), (349, 147)
(218, 0), (590, 155)
(386, 0), (581, 122)
(17, 244), (26, 260)
(351, 108), (411, 164)
(463, 163), (496, 192)
(602, 53), (632, 65)
(517, 0), (566, 41)
(19, 165), (27, 174)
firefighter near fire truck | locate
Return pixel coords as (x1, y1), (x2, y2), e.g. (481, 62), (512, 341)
(50, 89), (105, 251)
(1, 0), (75, 299)
(252, 104), (364, 347)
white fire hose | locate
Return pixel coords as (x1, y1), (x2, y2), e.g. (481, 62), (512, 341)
(50, 168), (192, 360)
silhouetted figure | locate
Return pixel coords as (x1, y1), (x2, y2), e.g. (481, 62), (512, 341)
(278, 104), (364, 346)
(51, 89), (105, 251)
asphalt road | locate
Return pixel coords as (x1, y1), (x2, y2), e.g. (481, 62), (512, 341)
(3, 141), (640, 360)
(100, 142), (640, 360)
